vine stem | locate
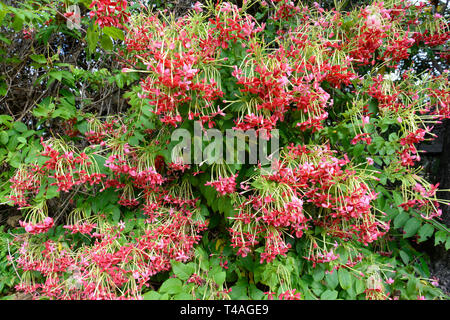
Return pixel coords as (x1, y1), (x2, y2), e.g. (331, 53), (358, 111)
(6, 236), (21, 282)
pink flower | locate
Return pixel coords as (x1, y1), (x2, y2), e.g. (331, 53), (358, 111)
(205, 174), (238, 195)
(264, 291), (276, 300)
(278, 76), (289, 86)
(385, 278), (394, 284)
(351, 133), (372, 145)
(220, 2), (232, 13)
(366, 14), (382, 29)
(366, 157), (374, 165)
(430, 278), (439, 286)
(232, 66), (243, 79)
(362, 116), (370, 126)
(193, 1), (203, 13)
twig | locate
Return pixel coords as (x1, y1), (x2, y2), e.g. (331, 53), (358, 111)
(6, 237), (21, 282)
(54, 184), (83, 225)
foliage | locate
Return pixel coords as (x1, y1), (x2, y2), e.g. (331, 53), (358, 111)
(0, 0), (449, 300)
(0, 226), (17, 296)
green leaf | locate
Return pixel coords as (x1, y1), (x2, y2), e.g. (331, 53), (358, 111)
(313, 268), (324, 282)
(0, 79), (6, 96)
(418, 257), (430, 278)
(114, 73), (125, 88)
(100, 34), (113, 51)
(30, 54), (47, 64)
(0, 115), (12, 126)
(354, 278), (365, 295)
(173, 292), (193, 300)
(394, 211), (409, 229)
(217, 196), (229, 214)
(17, 137), (26, 144)
(45, 185), (59, 200)
(338, 268), (352, 290)
(8, 151), (21, 168)
(403, 218), (421, 238)
(159, 293), (169, 300)
(12, 15), (23, 32)
(76, 121), (88, 134)
(320, 289), (338, 300)
(230, 279), (249, 300)
(13, 122), (27, 133)
(143, 291), (160, 300)
(86, 24), (99, 53)
(128, 136), (139, 146)
(249, 284), (264, 300)
(36, 25), (57, 44)
(392, 191), (404, 207)
(33, 102), (54, 118)
(103, 26), (124, 40)
(388, 132), (399, 142)
(108, 205), (121, 222)
(435, 230), (447, 246)
(0, 131), (8, 145)
(353, 143), (365, 157)
(418, 224), (434, 242)
(200, 204), (209, 218)
(171, 261), (195, 281)
(368, 99), (379, 115)
(325, 271), (339, 290)
(49, 70), (63, 82)
(399, 250), (410, 265)
(52, 103), (76, 120)
(0, 33), (11, 45)
(310, 280), (325, 297)
(213, 271), (226, 287)
(159, 278), (182, 295)
(406, 278), (418, 296)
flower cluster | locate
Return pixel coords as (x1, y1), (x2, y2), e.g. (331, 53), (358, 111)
(89, 0), (130, 29)
(229, 144), (387, 264)
(264, 288), (302, 300)
(205, 174), (238, 196)
(19, 217), (54, 235)
(12, 179), (207, 299)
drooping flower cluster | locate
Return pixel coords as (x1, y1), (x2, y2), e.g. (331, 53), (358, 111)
(8, 138), (104, 209)
(205, 174), (238, 196)
(123, 10), (227, 129)
(7, 118), (208, 299)
(229, 144), (388, 264)
(89, 0), (130, 29)
(19, 217), (54, 235)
